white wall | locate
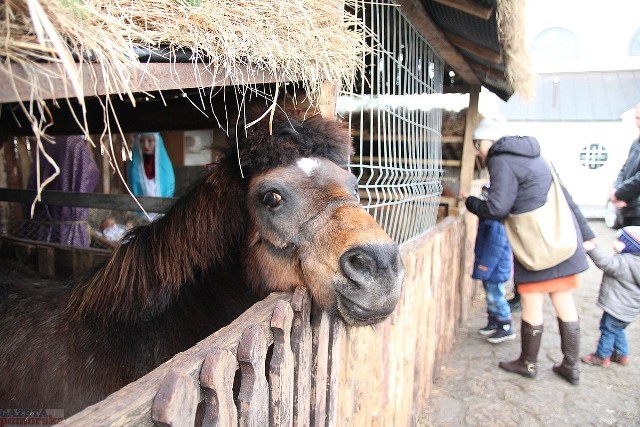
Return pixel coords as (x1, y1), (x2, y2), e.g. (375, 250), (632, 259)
(524, 0), (640, 72)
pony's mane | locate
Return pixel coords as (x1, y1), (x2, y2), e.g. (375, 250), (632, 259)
(67, 113), (353, 323)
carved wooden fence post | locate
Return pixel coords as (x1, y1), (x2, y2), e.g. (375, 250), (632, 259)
(290, 287), (312, 427)
(200, 348), (238, 427)
(310, 303), (331, 427)
(237, 325), (270, 427)
(325, 316), (343, 427)
(151, 370), (200, 427)
(269, 299), (294, 426)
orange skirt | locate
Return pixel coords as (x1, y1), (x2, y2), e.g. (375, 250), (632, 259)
(518, 274), (580, 294)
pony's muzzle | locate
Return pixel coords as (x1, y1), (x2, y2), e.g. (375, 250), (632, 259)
(337, 243), (404, 324)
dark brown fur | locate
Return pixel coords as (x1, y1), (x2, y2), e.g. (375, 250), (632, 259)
(0, 112), (404, 416)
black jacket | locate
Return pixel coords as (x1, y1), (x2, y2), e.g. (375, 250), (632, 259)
(614, 138), (640, 218)
(465, 135), (595, 285)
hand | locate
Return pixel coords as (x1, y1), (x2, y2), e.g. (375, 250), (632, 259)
(458, 191), (468, 202)
(583, 239), (596, 251)
(609, 188), (617, 201)
(613, 240), (626, 254)
(610, 189), (626, 207)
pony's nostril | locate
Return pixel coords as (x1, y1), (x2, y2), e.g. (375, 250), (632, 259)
(340, 244), (399, 286)
(347, 253), (376, 274)
(341, 249), (373, 287)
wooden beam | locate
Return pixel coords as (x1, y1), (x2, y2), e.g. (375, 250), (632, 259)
(458, 85), (480, 208)
(442, 135), (463, 144)
(443, 82), (472, 94)
(465, 58), (506, 82)
(0, 188), (177, 213)
(0, 62), (281, 104)
(318, 82), (338, 119)
(395, 0), (481, 86)
(431, 0), (493, 20)
(444, 31), (502, 65)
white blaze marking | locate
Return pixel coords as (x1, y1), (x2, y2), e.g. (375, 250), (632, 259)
(297, 158), (320, 176)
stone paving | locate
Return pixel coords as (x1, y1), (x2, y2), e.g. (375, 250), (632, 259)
(418, 220), (640, 427)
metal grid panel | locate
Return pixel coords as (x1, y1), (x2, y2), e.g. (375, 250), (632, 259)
(342, 1), (444, 245)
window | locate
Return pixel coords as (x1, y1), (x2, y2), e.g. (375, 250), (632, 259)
(530, 27), (579, 60)
(579, 143), (608, 169)
(629, 28), (640, 56)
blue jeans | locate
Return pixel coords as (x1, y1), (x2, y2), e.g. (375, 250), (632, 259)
(483, 281), (511, 321)
(596, 311), (630, 358)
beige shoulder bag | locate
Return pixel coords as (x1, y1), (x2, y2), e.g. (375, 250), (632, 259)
(503, 159), (578, 271)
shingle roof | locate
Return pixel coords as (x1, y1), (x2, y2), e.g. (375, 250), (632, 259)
(500, 70), (640, 121)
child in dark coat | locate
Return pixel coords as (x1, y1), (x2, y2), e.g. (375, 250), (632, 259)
(581, 226), (640, 367)
(473, 184), (515, 344)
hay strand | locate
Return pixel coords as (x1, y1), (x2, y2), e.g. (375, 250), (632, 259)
(496, 0), (535, 99)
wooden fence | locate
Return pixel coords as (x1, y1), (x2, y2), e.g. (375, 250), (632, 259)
(55, 211), (477, 427)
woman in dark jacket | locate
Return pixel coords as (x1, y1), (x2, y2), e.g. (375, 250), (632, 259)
(611, 103), (640, 225)
(464, 115), (595, 385)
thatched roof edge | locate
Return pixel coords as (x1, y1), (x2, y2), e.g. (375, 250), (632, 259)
(496, 0), (535, 100)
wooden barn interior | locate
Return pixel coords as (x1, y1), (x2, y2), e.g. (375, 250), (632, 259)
(0, 0), (532, 425)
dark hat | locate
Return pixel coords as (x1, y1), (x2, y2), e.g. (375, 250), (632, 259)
(617, 226), (640, 255)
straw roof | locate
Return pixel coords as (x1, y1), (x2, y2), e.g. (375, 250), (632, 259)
(0, 0), (369, 139)
(496, 0), (535, 99)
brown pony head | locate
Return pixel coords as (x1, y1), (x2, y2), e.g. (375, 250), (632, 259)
(239, 113), (404, 325)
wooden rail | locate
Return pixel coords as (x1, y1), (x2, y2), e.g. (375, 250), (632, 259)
(0, 235), (110, 278)
(0, 189), (176, 213)
(58, 287), (325, 427)
(0, 62), (280, 104)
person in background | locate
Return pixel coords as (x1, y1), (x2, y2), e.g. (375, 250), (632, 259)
(472, 183), (515, 344)
(22, 135), (99, 247)
(610, 103), (640, 226)
(581, 226), (640, 367)
(127, 132), (175, 198)
(462, 114), (595, 385)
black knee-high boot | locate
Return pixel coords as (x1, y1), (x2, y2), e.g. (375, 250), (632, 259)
(499, 320), (543, 378)
(552, 318), (580, 385)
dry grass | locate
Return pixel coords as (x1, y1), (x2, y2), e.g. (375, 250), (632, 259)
(496, 0), (535, 100)
(2, 0), (367, 101)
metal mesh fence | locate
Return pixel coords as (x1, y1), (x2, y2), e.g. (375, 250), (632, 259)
(339, 1), (444, 245)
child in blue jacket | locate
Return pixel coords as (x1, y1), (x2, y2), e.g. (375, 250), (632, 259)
(473, 184), (515, 343)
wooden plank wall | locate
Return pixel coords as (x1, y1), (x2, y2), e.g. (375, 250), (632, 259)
(334, 211), (478, 426)
(0, 236), (111, 278)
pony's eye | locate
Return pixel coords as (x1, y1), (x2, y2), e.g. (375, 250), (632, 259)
(262, 192), (282, 208)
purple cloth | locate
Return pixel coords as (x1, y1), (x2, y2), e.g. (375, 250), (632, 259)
(25, 135), (99, 247)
